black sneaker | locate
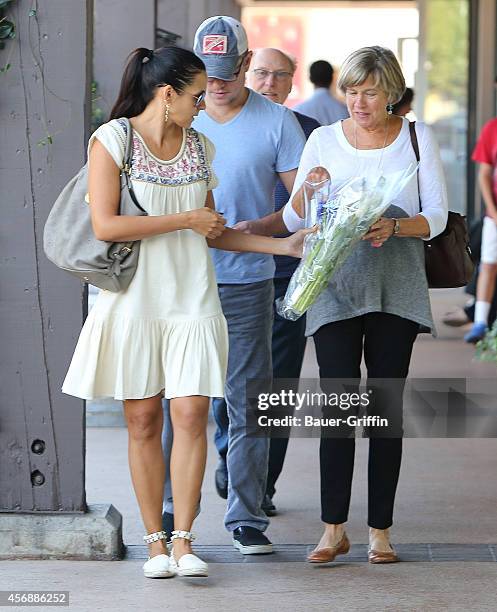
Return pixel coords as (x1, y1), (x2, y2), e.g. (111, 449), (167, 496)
(161, 511), (174, 543)
(214, 457), (228, 499)
(232, 526), (273, 555)
(261, 494), (277, 517)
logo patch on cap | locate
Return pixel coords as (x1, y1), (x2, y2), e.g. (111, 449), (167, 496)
(202, 35), (228, 54)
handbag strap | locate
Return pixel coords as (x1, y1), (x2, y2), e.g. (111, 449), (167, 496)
(408, 121), (422, 214)
(118, 118), (147, 214)
(122, 117), (134, 172)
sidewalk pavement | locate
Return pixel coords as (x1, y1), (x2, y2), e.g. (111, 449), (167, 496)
(1, 289), (496, 611)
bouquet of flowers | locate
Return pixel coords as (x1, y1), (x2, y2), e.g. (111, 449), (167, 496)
(277, 165), (418, 321)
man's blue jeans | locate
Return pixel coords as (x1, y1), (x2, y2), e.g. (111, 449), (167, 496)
(212, 397), (228, 459)
(162, 279), (274, 533)
(214, 277), (307, 496)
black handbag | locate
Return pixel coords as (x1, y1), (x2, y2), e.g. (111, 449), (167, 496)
(409, 121), (474, 288)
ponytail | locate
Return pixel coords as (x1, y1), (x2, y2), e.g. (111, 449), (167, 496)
(110, 46), (205, 120)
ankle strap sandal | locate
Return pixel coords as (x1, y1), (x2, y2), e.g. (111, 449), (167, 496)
(170, 530), (196, 542)
(143, 530), (168, 544)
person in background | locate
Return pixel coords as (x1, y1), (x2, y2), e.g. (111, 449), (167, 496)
(161, 16), (306, 556)
(294, 59), (348, 125)
(245, 47), (320, 516)
(443, 78), (497, 331)
(442, 218), (497, 329)
(392, 87), (414, 117)
(464, 116), (497, 342)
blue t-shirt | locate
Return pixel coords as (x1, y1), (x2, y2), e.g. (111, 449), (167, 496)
(274, 111), (320, 278)
(294, 88), (349, 126)
(193, 89), (305, 284)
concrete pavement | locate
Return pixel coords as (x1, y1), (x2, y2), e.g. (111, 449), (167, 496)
(1, 289), (497, 611)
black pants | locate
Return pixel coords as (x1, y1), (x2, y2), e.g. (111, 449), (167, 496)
(313, 312), (419, 529)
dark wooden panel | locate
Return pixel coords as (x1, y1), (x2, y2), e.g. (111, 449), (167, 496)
(0, 0), (93, 512)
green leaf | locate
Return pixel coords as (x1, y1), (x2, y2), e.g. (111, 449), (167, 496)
(37, 134), (54, 146)
(475, 320), (497, 363)
(0, 0), (14, 9)
(28, 8), (36, 17)
(0, 62), (11, 72)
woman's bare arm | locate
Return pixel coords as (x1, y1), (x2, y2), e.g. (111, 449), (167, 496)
(204, 191), (311, 257)
(88, 140), (225, 241)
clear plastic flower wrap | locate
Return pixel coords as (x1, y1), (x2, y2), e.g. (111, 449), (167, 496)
(277, 165), (419, 321)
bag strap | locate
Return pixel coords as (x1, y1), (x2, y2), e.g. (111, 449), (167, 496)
(408, 121), (422, 214)
(119, 118), (147, 214)
(122, 117), (134, 172)
(408, 121), (420, 163)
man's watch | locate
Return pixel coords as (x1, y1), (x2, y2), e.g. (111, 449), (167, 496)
(392, 218), (401, 235)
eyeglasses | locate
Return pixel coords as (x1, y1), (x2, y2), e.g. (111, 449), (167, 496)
(250, 68), (293, 81)
(185, 90), (206, 107)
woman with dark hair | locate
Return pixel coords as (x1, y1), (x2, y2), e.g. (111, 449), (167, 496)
(62, 46), (307, 579)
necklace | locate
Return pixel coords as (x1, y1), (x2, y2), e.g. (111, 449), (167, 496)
(353, 117), (390, 173)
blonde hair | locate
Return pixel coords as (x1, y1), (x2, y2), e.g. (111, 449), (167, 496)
(337, 46), (406, 104)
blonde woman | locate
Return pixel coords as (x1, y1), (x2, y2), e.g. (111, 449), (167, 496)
(281, 46), (448, 563)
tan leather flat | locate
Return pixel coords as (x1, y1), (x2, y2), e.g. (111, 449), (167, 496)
(307, 533), (350, 563)
(368, 547), (399, 564)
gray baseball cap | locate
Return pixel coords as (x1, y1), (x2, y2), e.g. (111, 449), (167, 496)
(193, 16), (248, 81)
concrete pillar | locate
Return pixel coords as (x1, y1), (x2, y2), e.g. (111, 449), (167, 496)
(474, 0), (496, 132)
(0, 0), (122, 559)
(415, 0), (428, 122)
(470, 0), (496, 218)
(93, 0), (156, 118)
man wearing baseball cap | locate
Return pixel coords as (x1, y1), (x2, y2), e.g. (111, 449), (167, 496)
(162, 16), (305, 555)
(246, 48), (320, 518)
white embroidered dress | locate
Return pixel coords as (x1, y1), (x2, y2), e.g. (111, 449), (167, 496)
(62, 119), (228, 400)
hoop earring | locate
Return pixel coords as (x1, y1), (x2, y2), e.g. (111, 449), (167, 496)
(164, 102), (170, 124)
(386, 103), (394, 115)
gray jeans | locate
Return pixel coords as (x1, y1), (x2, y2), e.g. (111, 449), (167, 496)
(162, 279), (273, 532)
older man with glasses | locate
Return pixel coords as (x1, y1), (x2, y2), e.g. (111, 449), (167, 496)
(244, 48), (320, 516)
(161, 17), (306, 555)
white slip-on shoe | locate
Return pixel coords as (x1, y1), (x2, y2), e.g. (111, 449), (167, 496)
(169, 552), (208, 577)
(142, 554), (175, 578)
(169, 530), (208, 577)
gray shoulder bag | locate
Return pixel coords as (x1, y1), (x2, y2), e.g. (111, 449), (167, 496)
(43, 118), (148, 292)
